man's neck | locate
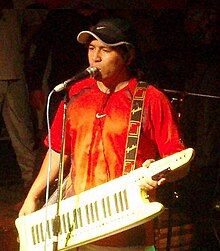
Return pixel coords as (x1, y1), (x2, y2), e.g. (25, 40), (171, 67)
(97, 80), (130, 93)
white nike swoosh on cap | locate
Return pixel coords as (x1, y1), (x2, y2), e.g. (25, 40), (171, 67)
(96, 26), (106, 30)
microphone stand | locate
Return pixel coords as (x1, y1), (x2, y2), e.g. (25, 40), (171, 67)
(52, 93), (68, 251)
(163, 89), (220, 100)
(49, 69), (98, 250)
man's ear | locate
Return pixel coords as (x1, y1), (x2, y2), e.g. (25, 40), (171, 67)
(126, 48), (136, 66)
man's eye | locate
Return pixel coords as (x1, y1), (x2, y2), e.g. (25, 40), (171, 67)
(103, 48), (111, 52)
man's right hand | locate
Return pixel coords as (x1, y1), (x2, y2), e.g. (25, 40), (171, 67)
(18, 196), (40, 217)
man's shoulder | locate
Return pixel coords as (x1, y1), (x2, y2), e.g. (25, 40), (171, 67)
(146, 84), (166, 97)
(143, 84), (171, 106)
(129, 79), (166, 99)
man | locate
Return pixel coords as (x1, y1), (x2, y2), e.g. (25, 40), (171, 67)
(0, 7), (37, 188)
(19, 18), (187, 250)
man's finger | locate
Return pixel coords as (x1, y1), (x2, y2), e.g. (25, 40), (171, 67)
(142, 159), (155, 168)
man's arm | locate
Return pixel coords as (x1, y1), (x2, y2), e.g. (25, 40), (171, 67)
(19, 149), (68, 216)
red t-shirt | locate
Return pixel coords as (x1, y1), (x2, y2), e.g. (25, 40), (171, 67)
(46, 77), (184, 195)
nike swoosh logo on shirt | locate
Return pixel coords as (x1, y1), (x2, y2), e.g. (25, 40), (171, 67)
(96, 113), (107, 119)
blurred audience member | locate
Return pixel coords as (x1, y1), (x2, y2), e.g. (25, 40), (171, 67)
(25, 6), (108, 137)
(0, 6), (37, 188)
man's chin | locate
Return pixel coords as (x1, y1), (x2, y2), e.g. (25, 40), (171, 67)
(94, 75), (103, 82)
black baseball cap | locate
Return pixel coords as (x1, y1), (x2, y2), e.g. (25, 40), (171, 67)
(77, 18), (136, 47)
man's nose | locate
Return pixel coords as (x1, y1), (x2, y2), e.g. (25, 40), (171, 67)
(92, 50), (101, 62)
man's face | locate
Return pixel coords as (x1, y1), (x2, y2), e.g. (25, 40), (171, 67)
(88, 39), (128, 87)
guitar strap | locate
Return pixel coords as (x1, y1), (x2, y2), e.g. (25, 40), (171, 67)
(123, 81), (148, 175)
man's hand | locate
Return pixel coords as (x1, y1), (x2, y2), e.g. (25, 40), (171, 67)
(140, 159), (166, 191)
(18, 196), (40, 217)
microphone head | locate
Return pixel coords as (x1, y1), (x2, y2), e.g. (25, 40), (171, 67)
(87, 67), (100, 78)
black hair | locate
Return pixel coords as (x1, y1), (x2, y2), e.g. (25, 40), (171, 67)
(115, 43), (146, 80)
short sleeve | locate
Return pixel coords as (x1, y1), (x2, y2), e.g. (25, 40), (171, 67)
(44, 100), (72, 155)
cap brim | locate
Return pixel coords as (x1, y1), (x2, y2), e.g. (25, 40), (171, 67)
(77, 30), (131, 47)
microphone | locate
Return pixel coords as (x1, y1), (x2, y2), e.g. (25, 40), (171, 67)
(53, 67), (99, 92)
